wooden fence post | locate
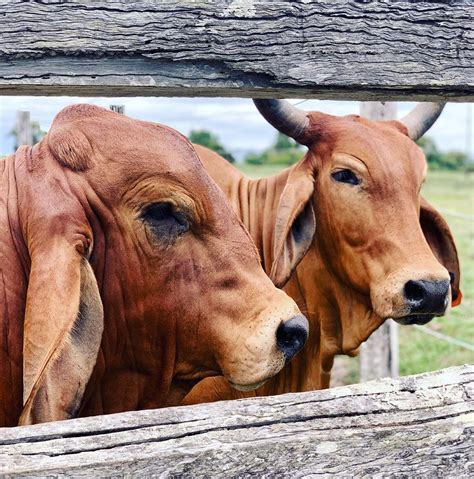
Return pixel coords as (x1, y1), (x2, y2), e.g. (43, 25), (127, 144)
(110, 105), (125, 114)
(358, 101), (400, 381)
(16, 111), (32, 147)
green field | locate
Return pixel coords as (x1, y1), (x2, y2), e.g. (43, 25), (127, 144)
(237, 164), (474, 380)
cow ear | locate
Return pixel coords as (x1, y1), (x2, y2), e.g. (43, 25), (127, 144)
(269, 163), (316, 288)
(19, 242), (103, 425)
(420, 196), (462, 307)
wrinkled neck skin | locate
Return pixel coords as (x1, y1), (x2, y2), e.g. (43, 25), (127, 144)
(286, 248), (384, 392)
(0, 151), (29, 426)
(222, 168), (291, 276)
(200, 154), (383, 397)
(0, 147), (193, 426)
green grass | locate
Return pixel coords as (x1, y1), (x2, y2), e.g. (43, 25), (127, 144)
(236, 164), (474, 378)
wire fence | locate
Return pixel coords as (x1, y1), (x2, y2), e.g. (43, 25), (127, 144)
(438, 207), (474, 222)
(413, 324), (474, 352)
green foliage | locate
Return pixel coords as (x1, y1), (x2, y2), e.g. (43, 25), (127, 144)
(417, 136), (469, 171)
(9, 121), (46, 150)
(274, 132), (298, 151)
(189, 129), (235, 163)
(245, 132), (303, 166)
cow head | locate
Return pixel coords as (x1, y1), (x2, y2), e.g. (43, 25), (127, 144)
(254, 99), (460, 337)
(16, 104), (307, 424)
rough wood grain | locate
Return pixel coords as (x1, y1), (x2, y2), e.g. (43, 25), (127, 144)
(0, 365), (472, 477)
(0, 1), (472, 100)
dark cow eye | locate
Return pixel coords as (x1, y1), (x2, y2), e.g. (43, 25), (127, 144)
(142, 203), (189, 240)
(331, 169), (360, 186)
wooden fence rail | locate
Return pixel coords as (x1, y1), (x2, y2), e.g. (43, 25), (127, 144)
(0, 365), (472, 477)
(0, 1), (472, 100)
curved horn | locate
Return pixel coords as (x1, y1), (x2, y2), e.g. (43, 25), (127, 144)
(399, 103), (445, 141)
(253, 99), (309, 142)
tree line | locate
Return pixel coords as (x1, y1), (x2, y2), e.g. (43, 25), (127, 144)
(9, 123), (471, 171)
(189, 128), (472, 171)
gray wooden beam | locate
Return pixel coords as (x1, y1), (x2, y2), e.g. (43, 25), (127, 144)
(0, 1), (472, 100)
(0, 365), (472, 477)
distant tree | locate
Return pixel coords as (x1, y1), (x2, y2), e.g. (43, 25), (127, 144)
(274, 132), (299, 151)
(417, 136), (468, 171)
(245, 132), (303, 166)
(9, 121), (46, 150)
(417, 137), (442, 168)
(441, 151), (469, 170)
(189, 129), (235, 163)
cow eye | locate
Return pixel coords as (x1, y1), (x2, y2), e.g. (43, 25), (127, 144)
(142, 203), (189, 240)
(331, 169), (360, 186)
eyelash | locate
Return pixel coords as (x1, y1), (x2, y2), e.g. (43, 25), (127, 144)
(331, 169), (360, 186)
(141, 203), (189, 240)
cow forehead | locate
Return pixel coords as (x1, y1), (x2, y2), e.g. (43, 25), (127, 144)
(50, 104), (206, 179)
(308, 112), (425, 174)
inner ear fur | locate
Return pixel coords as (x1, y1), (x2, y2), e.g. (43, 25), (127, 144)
(19, 243), (103, 426)
(420, 196), (462, 306)
(269, 162), (316, 288)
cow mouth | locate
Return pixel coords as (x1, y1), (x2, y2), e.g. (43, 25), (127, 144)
(393, 314), (435, 326)
(228, 379), (268, 392)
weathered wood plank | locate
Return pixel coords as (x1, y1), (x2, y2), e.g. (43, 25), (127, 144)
(0, 365), (472, 477)
(15, 111), (32, 148)
(0, 1), (473, 100)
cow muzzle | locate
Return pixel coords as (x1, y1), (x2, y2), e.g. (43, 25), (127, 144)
(394, 279), (450, 325)
(371, 265), (451, 325)
(219, 303), (309, 392)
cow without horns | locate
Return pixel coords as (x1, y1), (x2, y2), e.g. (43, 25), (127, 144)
(184, 100), (461, 404)
(0, 104), (308, 427)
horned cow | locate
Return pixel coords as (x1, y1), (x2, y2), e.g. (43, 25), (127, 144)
(184, 100), (461, 404)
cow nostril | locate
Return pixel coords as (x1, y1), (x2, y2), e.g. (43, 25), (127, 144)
(403, 279), (450, 314)
(276, 315), (309, 362)
(404, 280), (425, 303)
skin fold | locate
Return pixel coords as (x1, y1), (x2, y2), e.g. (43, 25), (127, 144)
(183, 111), (461, 405)
(0, 104), (305, 427)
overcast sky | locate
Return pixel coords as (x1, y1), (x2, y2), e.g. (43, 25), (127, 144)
(1, 96), (472, 161)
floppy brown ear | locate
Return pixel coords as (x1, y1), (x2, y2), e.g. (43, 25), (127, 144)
(420, 196), (462, 307)
(19, 241), (103, 425)
(269, 162), (316, 288)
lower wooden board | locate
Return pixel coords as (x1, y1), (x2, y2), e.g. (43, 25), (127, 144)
(0, 365), (472, 477)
